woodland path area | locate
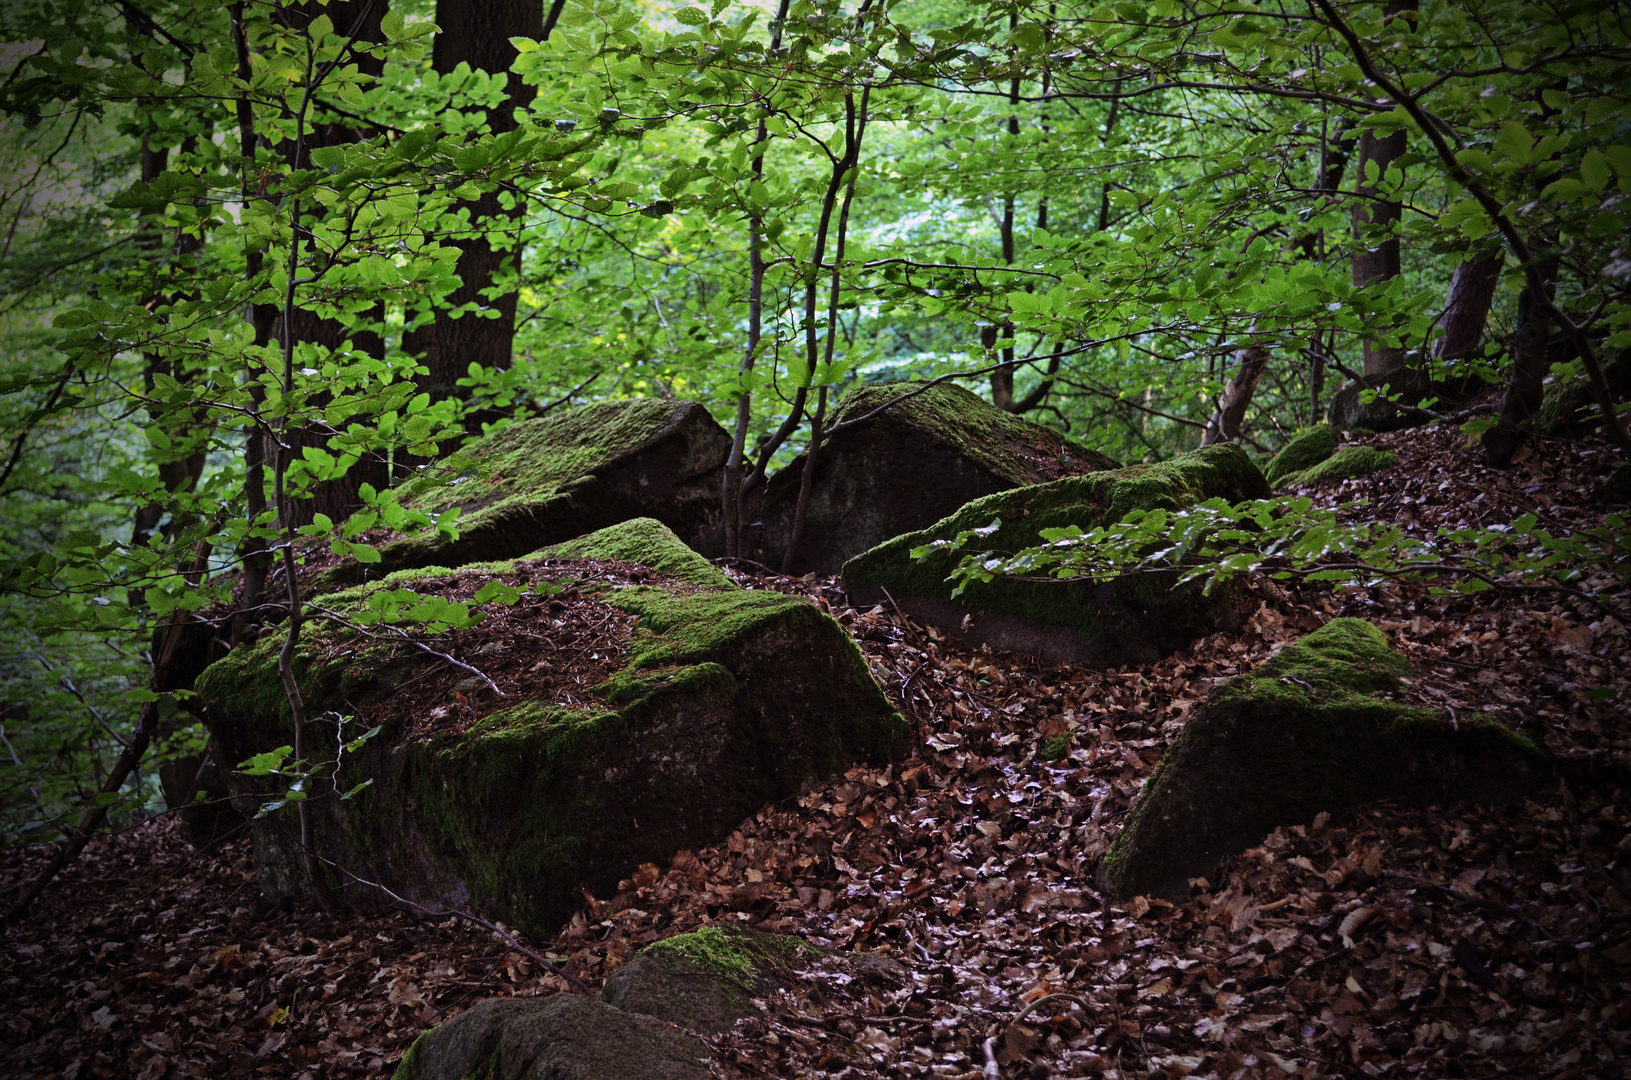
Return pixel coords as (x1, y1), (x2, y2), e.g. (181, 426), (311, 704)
(3, 429), (1630, 1080)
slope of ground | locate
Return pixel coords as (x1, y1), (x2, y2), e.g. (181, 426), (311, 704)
(2, 429), (1627, 1080)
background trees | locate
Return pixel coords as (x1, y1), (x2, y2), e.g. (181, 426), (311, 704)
(1, 0), (1627, 847)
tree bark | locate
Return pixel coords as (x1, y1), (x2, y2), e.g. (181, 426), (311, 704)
(1482, 251), (1558, 467)
(1352, 124), (1407, 377)
(1435, 255), (1503, 361)
(1201, 339), (1270, 446)
(401, 0), (544, 418)
(272, 0), (390, 528)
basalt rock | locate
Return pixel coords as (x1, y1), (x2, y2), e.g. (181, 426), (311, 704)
(197, 543), (905, 938)
(313, 399), (731, 594)
(760, 382), (1118, 575)
(391, 995), (710, 1080)
(1280, 445), (1399, 486)
(840, 444), (1270, 667)
(1103, 619), (1549, 900)
(1263, 425), (1336, 487)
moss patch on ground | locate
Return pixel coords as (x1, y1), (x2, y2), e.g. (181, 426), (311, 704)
(839, 443), (1270, 665)
(1102, 619), (1549, 899)
(1283, 445), (1398, 486)
(534, 518), (734, 590)
(638, 925), (817, 992)
(1264, 425), (1336, 486)
(196, 561), (906, 937)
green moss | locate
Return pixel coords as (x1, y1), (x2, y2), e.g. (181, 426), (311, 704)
(403, 399), (685, 519)
(841, 443), (1270, 649)
(1283, 446), (1398, 485)
(534, 518), (734, 590)
(1039, 733), (1073, 761)
(1264, 425), (1336, 486)
(198, 563), (907, 937)
(822, 382), (1119, 484)
(637, 926), (818, 993)
(1103, 619), (1549, 899)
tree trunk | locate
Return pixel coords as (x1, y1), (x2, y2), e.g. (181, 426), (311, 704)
(1352, 124), (1407, 377)
(1201, 339), (1270, 446)
(271, 0), (390, 528)
(401, 0), (544, 418)
(1435, 255), (1503, 361)
(1482, 251), (1558, 467)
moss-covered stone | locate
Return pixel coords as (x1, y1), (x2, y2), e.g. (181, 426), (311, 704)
(1282, 445), (1398, 486)
(313, 399), (730, 594)
(534, 518), (734, 590)
(196, 561), (907, 937)
(760, 381), (1119, 574)
(840, 444), (1271, 666)
(392, 995), (709, 1080)
(1102, 619), (1549, 899)
(1264, 425), (1336, 487)
(601, 926), (817, 1034)
(1534, 350), (1631, 437)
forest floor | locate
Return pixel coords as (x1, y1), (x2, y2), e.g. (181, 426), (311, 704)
(2, 425), (1629, 1080)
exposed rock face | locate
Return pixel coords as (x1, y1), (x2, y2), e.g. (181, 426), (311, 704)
(396, 927), (814, 1079)
(760, 382), (1118, 575)
(1534, 350), (1631, 437)
(392, 996), (709, 1080)
(1103, 619), (1549, 900)
(601, 926), (815, 1035)
(1281, 445), (1399, 486)
(315, 399), (731, 592)
(1264, 425), (1336, 487)
(841, 444), (1271, 667)
(1328, 369), (1486, 433)
(197, 537), (906, 938)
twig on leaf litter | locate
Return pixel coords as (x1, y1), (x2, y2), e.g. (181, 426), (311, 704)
(307, 605), (506, 698)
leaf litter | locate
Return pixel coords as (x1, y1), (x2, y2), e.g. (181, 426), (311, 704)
(2, 428), (1628, 1079)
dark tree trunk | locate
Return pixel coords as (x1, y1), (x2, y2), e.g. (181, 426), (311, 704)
(1352, 125), (1407, 377)
(401, 0), (543, 417)
(272, 0), (390, 529)
(1435, 255), (1503, 362)
(1482, 251), (1558, 467)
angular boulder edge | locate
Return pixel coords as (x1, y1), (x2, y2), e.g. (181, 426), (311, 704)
(197, 542), (907, 937)
(1103, 619), (1549, 900)
(760, 381), (1119, 575)
(395, 926), (819, 1080)
(313, 398), (731, 593)
(841, 443), (1271, 667)
(392, 995), (710, 1080)
(535, 517), (733, 590)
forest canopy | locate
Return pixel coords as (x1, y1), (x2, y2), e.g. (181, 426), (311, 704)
(1, 0), (1628, 846)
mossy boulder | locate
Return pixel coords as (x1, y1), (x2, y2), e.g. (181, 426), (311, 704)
(314, 399), (730, 593)
(1264, 425), (1336, 487)
(602, 926), (816, 1034)
(1103, 619), (1549, 900)
(840, 444), (1271, 667)
(1534, 350), (1631, 437)
(392, 995), (709, 1080)
(1328, 369), (1479, 433)
(1281, 445), (1398, 486)
(760, 382), (1119, 575)
(196, 559), (906, 937)
(535, 518), (733, 590)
